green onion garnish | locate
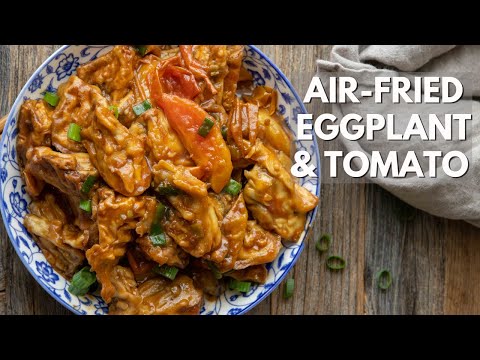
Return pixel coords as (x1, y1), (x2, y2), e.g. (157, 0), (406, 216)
(150, 232), (167, 247)
(79, 199), (92, 213)
(150, 223), (167, 247)
(153, 264), (179, 280)
(221, 125), (228, 140)
(44, 91), (60, 107)
(81, 175), (97, 194)
(316, 234), (331, 253)
(153, 202), (166, 223)
(150, 222), (162, 236)
(223, 179), (242, 196)
(68, 266), (97, 296)
(207, 261), (222, 280)
(197, 117), (215, 137)
(67, 123), (82, 142)
(326, 255), (346, 270)
(136, 45), (147, 56)
(133, 99), (152, 116)
(109, 105), (119, 118)
(149, 203), (167, 246)
(376, 269), (392, 290)
(229, 279), (251, 293)
(156, 183), (181, 196)
(284, 278), (294, 299)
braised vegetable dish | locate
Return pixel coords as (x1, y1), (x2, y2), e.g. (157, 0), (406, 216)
(17, 45), (319, 314)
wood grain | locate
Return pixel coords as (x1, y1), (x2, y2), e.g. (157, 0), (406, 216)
(364, 186), (446, 314)
(0, 115), (6, 134)
(444, 220), (480, 314)
(1, 45), (479, 315)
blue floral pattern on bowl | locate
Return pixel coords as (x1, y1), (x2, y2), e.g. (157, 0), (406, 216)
(0, 45), (320, 315)
(55, 53), (80, 80)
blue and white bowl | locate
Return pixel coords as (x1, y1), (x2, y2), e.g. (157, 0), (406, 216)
(0, 45), (320, 315)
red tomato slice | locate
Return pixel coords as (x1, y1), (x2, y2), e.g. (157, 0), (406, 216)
(155, 93), (232, 193)
(162, 65), (201, 100)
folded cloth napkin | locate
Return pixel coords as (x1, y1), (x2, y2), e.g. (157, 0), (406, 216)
(317, 45), (480, 226)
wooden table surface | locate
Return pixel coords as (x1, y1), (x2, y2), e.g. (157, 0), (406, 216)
(1, 45), (479, 315)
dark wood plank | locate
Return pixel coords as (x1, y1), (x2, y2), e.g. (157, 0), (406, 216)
(364, 185), (446, 314)
(0, 291), (5, 315)
(444, 220), (480, 314)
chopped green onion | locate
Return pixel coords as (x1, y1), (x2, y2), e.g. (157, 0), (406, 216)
(81, 175), (97, 194)
(150, 222), (162, 235)
(326, 255), (346, 270)
(67, 123), (82, 142)
(207, 261), (222, 280)
(284, 278), (294, 299)
(150, 203), (167, 247)
(79, 199), (92, 213)
(150, 232), (167, 247)
(133, 99), (152, 116)
(153, 264), (179, 280)
(109, 105), (119, 118)
(197, 117), (215, 137)
(223, 179), (242, 196)
(44, 91), (60, 107)
(156, 183), (181, 196)
(229, 279), (251, 293)
(316, 234), (331, 253)
(376, 269), (393, 290)
(136, 45), (147, 56)
(150, 222), (166, 247)
(221, 125), (228, 140)
(153, 202), (166, 223)
(68, 266), (97, 296)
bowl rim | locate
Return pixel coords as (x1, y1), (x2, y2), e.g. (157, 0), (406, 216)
(0, 45), (321, 315)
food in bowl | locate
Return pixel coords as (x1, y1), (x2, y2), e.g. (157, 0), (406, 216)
(15, 45), (319, 315)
